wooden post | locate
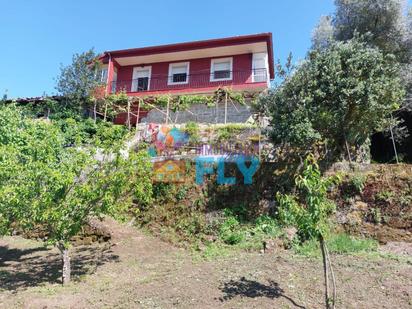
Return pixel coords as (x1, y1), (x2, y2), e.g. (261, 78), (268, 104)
(135, 99), (141, 133)
(258, 113), (261, 160)
(127, 99), (131, 130)
(224, 91), (228, 124)
(320, 236), (330, 309)
(166, 97), (170, 124)
(215, 97), (219, 124)
(390, 115), (399, 164)
(103, 101), (108, 121)
(344, 133), (352, 164)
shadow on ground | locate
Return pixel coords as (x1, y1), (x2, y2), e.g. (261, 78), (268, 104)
(219, 277), (306, 308)
(0, 243), (119, 290)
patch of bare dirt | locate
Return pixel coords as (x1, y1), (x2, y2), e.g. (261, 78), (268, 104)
(0, 218), (411, 309)
(333, 164), (412, 243)
(380, 241), (412, 257)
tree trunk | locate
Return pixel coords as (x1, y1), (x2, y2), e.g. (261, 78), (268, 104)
(58, 243), (71, 285)
(103, 102), (108, 121)
(320, 236), (330, 309)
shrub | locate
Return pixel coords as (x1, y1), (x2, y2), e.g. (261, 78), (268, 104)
(184, 121), (200, 144)
(219, 216), (245, 245)
(350, 174), (367, 194)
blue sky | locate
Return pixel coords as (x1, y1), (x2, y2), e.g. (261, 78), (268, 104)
(1, 0), (337, 98)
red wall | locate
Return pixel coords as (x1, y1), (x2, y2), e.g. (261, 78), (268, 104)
(114, 53), (256, 94)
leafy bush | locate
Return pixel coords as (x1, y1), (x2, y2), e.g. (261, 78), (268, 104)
(253, 215), (281, 236)
(260, 38), (404, 160)
(215, 124), (256, 141)
(375, 190), (395, 202)
(184, 121), (200, 144)
(350, 174), (367, 194)
(219, 216), (245, 245)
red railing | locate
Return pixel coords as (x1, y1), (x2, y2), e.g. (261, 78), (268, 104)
(111, 69), (268, 93)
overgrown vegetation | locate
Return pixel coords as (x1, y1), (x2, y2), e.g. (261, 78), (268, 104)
(259, 38), (405, 163)
(0, 104), (152, 284)
(277, 157), (341, 308)
(295, 233), (378, 257)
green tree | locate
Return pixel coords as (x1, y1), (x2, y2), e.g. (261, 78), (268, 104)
(312, 0), (412, 152)
(277, 156), (341, 309)
(260, 39), (405, 161)
(312, 15), (334, 50)
(56, 48), (103, 112)
(0, 105), (152, 284)
(312, 0), (411, 61)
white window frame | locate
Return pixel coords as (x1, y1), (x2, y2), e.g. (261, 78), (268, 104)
(210, 57), (233, 82)
(252, 53), (269, 83)
(96, 66), (108, 83)
(132, 66), (152, 92)
(168, 62), (190, 85)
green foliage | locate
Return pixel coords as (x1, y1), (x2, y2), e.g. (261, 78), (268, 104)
(219, 216), (245, 245)
(253, 215), (280, 236)
(215, 123), (256, 141)
(106, 91), (129, 107)
(260, 39), (405, 157)
(375, 190), (395, 203)
(53, 117), (128, 147)
(56, 48), (102, 108)
(295, 233), (378, 257)
(139, 88), (248, 112)
(349, 174), (367, 194)
(149, 94), (213, 112)
(183, 121), (200, 144)
(218, 209), (281, 247)
(277, 156), (341, 241)
(312, 0), (412, 143)
(333, 0), (411, 63)
(103, 91), (129, 119)
(0, 105), (152, 249)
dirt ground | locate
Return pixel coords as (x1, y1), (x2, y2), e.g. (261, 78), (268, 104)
(1, 218), (411, 309)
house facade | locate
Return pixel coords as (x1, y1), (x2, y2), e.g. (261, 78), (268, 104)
(98, 33), (274, 97)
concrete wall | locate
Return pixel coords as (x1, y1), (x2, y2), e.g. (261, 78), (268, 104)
(141, 101), (254, 124)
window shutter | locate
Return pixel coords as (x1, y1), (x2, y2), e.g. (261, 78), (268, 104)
(214, 61), (230, 72)
(171, 65), (188, 75)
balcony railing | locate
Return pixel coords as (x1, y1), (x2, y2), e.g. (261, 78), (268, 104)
(111, 69), (268, 93)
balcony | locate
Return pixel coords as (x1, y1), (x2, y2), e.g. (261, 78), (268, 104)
(110, 69), (268, 95)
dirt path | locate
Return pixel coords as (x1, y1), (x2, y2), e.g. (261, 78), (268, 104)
(1, 218), (411, 309)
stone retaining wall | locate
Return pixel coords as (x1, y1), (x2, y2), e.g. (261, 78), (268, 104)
(141, 102), (254, 124)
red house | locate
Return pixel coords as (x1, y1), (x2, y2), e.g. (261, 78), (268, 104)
(98, 33), (274, 97)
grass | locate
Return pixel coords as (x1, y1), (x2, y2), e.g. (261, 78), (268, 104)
(192, 242), (234, 261)
(294, 233), (379, 257)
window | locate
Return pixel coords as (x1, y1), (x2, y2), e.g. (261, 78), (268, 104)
(252, 53), (268, 82)
(168, 62), (189, 85)
(210, 57), (232, 81)
(96, 67), (108, 83)
(132, 66), (151, 92)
